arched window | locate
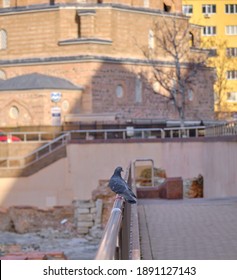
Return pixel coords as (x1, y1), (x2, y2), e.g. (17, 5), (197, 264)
(0, 29), (7, 50)
(135, 76), (142, 103)
(148, 29), (154, 49)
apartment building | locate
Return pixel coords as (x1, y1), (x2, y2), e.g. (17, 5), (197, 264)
(0, 0), (214, 127)
(183, 0), (237, 119)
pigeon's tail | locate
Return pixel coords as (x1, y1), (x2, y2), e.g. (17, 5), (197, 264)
(121, 190), (137, 204)
(127, 197), (137, 204)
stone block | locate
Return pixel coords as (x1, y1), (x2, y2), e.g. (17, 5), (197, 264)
(94, 199), (103, 225)
(72, 200), (95, 208)
(77, 227), (90, 235)
(90, 207), (96, 214)
(158, 177), (183, 199)
(76, 221), (94, 228)
(0, 208), (12, 231)
(76, 213), (94, 222)
(136, 187), (160, 199)
(75, 208), (90, 214)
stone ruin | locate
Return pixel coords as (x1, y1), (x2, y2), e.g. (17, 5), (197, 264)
(135, 166), (203, 199)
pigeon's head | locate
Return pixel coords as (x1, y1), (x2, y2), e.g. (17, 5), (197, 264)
(114, 166), (123, 175)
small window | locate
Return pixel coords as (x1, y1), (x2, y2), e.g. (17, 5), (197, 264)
(188, 90), (194, 101)
(202, 26), (216, 36)
(9, 106), (20, 119)
(3, 0), (10, 8)
(144, 0), (149, 8)
(116, 85), (124, 98)
(0, 70), (6, 79)
(182, 5), (193, 15)
(202, 4), (216, 14)
(226, 26), (237, 35)
(227, 70), (237, 80)
(227, 92), (237, 102)
(164, 4), (171, 13)
(0, 30), (7, 50)
(225, 4), (237, 14)
(208, 49), (217, 56)
(135, 76), (142, 103)
(148, 30), (154, 50)
(226, 48), (237, 57)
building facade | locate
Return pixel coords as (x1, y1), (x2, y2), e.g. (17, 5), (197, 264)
(0, 0), (214, 127)
(183, 0), (237, 120)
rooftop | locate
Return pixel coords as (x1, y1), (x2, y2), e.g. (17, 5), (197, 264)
(0, 73), (83, 91)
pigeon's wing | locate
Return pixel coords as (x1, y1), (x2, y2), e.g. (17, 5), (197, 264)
(109, 175), (137, 204)
(109, 176), (127, 194)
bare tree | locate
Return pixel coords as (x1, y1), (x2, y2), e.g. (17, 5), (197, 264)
(141, 16), (209, 127)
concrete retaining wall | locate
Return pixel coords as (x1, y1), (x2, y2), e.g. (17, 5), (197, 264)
(0, 139), (236, 207)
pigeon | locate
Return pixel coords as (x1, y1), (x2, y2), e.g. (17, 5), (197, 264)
(108, 166), (137, 204)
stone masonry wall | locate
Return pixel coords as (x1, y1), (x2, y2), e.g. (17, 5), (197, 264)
(0, 199), (104, 239)
(0, 61), (214, 124)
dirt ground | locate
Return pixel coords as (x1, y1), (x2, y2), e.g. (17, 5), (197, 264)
(0, 229), (99, 260)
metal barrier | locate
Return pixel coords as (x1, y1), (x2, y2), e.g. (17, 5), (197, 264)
(95, 164), (140, 260)
(0, 133), (70, 169)
(205, 121), (237, 137)
(2, 131), (63, 142)
(1, 126), (206, 143)
(0, 126), (206, 170)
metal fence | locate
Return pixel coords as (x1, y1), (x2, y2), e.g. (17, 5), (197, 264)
(205, 121), (237, 137)
(1, 126), (206, 143)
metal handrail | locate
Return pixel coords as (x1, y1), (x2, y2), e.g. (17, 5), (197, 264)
(0, 133), (70, 169)
(1, 131), (63, 142)
(95, 195), (124, 260)
(0, 126), (207, 143)
(95, 164), (137, 260)
(69, 127), (165, 140)
(205, 121), (237, 137)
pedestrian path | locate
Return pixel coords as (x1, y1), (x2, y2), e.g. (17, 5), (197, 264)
(138, 197), (237, 259)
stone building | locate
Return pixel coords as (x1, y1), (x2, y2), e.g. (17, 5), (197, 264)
(0, 0), (214, 127)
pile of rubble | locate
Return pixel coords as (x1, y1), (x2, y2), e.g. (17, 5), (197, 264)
(0, 180), (118, 260)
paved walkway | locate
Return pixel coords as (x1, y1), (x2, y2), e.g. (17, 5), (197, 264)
(138, 197), (237, 259)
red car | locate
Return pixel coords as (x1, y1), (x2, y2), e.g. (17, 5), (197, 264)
(0, 131), (21, 143)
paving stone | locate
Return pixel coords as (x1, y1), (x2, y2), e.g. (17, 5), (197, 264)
(138, 197), (237, 260)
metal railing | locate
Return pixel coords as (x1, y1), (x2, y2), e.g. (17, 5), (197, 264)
(69, 126), (205, 140)
(0, 131), (63, 142)
(205, 121), (237, 137)
(95, 164), (140, 260)
(0, 126), (206, 144)
(0, 133), (70, 169)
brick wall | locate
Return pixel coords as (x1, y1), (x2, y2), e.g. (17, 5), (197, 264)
(0, 3), (214, 125)
(0, 59), (214, 126)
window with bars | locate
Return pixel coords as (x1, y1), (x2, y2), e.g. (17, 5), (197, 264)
(0, 30), (7, 50)
(225, 4), (237, 14)
(227, 70), (237, 80)
(202, 26), (216, 36)
(226, 26), (237, 35)
(226, 48), (237, 57)
(202, 4), (216, 14)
